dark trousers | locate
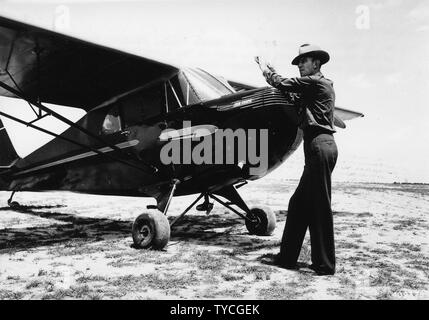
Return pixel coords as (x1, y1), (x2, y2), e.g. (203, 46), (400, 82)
(279, 132), (338, 273)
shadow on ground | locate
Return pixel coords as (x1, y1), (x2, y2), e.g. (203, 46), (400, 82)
(0, 205), (132, 251)
(0, 205), (287, 252)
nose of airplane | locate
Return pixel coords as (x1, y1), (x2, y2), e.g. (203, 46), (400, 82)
(215, 87), (303, 179)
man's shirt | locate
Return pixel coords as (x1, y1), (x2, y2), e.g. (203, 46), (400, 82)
(263, 70), (336, 134)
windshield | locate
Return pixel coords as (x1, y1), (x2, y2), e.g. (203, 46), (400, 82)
(176, 68), (235, 105)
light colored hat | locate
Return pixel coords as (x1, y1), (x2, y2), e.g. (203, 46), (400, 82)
(291, 44), (330, 65)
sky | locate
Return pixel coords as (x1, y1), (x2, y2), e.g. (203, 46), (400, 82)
(0, 0), (428, 182)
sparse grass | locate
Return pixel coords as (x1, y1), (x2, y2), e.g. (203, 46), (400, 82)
(0, 290), (24, 300)
(76, 275), (109, 283)
(24, 278), (56, 292)
(41, 284), (95, 300)
(238, 265), (274, 281)
(376, 289), (395, 300)
(107, 271), (200, 293)
(199, 286), (219, 299)
(229, 241), (281, 256)
(370, 248), (391, 255)
(45, 281), (55, 292)
(104, 251), (128, 259)
(25, 279), (44, 289)
(298, 244), (311, 262)
(255, 271), (271, 281)
(48, 270), (63, 277)
(338, 275), (357, 289)
(48, 241), (104, 257)
(107, 257), (137, 268)
(134, 251), (185, 265)
(241, 264), (275, 274)
(327, 287), (359, 300)
(1, 182), (428, 300)
(258, 280), (311, 300)
(406, 257), (429, 277)
(106, 249), (184, 268)
(392, 218), (423, 231)
(347, 233), (363, 238)
(221, 272), (245, 281)
(185, 250), (228, 272)
(38, 269), (48, 277)
(369, 269), (402, 288)
(338, 242), (361, 250)
(215, 286), (247, 298)
(142, 273), (200, 290)
(87, 293), (103, 300)
(402, 278), (427, 290)
(397, 243), (421, 252)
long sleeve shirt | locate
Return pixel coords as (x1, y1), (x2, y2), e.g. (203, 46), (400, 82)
(263, 70), (336, 134)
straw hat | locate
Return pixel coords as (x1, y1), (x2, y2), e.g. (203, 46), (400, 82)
(291, 44), (330, 65)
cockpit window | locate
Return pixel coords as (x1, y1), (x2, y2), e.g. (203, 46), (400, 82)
(193, 68), (236, 94)
(176, 68), (235, 105)
(102, 105), (122, 135)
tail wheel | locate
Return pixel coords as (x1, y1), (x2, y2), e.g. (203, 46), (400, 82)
(8, 201), (20, 208)
(132, 211), (170, 250)
(245, 207), (276, 236)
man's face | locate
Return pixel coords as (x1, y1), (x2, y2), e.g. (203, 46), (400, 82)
(298, 56), (319, 77)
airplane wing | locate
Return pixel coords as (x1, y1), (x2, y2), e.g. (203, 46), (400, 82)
(0, 15), (178, 111)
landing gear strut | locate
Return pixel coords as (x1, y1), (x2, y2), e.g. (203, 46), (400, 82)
(131, 181), (276, 251)
(208, 190), (276, 236)
(171, 184), (276, 236)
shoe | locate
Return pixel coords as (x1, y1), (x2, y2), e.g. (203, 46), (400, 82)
(260, 255), (279, 266)
(261, 254), (300, 270)
(308, 264), (335, 276)
(280, 263), (300, 270)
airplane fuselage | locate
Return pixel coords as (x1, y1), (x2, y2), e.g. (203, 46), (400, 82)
(2, 87), (303, 198)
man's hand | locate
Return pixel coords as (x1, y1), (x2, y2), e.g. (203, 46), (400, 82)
(255, 56), (276, 73)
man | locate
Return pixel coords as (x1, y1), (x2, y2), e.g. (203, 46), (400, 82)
(257, 44), (338, 275)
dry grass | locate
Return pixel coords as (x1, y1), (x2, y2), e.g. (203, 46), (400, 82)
(0, 181), (428, 299)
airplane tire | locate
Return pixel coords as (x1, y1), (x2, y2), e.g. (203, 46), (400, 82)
(245, 207), (276, 236)
(132, 211), (170, 250)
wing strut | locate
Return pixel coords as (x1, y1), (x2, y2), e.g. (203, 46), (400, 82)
(0, 79), (158, 174)
(0, 110), (155, 176)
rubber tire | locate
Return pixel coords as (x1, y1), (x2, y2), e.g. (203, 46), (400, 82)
(245, 207), (276, 236)
(132, 211), (170, 250)
(8, 201), (20, 208)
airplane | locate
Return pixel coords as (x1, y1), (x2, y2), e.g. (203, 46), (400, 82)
(0, 15), (363, 250)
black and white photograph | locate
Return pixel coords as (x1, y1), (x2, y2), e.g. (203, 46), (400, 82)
(0, 0), (428, 304)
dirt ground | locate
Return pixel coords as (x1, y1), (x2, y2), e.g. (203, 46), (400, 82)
(0, 179), (428, 300)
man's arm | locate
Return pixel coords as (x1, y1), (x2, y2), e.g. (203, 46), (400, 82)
(263, 70), (315, 93)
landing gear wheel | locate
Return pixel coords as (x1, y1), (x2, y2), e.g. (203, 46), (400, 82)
(132, 211), (170, 250)
(245, 207), (276, 236)
(8, 201), (20, 208)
